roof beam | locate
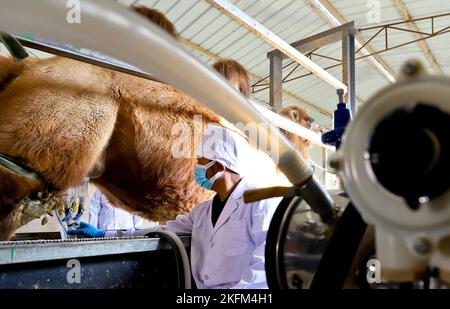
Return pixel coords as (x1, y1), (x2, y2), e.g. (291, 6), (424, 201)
(179, 36), (332, 117)
(204, 0), (347, 92)
(392, 0), (443, 74)
(305, 0), (397, 83)
(267, 22), (355, 59)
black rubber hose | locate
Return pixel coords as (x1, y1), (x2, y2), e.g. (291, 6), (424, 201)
(0, 32), (28, 61)
(145, 230), (191, 289)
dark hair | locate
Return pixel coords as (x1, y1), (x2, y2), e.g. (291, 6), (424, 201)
(131, 5), (178, 39)
(213, 59), (251, 98)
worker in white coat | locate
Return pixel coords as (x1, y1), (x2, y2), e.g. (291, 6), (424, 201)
(89, 189), (144, 230)
(69, 124), (280, 289)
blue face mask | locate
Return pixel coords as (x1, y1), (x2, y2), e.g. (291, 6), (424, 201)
(194, 161), (224, 190)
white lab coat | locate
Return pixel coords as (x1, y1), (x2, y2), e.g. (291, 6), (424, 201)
(90, 190), (143, 230)
(105, 177), (280, 289)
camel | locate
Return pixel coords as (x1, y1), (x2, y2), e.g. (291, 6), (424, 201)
(0, 53), (221, 240)
(278, 106), (315, 160)
(0, 6), (225, 240)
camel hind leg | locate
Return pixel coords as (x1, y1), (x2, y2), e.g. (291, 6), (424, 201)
(0, 57), (120, 234)
(0, 166), (42, 240)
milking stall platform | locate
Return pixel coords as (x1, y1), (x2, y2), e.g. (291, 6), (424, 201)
(0, 234), (191, 289)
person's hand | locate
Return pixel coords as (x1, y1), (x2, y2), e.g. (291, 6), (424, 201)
(67, 221), (106, 238)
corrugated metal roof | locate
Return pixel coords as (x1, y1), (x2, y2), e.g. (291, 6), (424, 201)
(129, 0), (450, 129)
(2, 0), (450, 129)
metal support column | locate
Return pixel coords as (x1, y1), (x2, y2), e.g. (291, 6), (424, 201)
(345, 30), (356, 116)
(342, 31), (349, 99)
(269, 53), (283, 112)
(321, 147), (328, 185)
(267, 22), (356, 116)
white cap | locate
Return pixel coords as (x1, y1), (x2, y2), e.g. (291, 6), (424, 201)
(196, 124), (250, 176)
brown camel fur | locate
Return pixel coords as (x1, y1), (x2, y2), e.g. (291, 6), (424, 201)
(0, 55), (219, 239)
(278, 106), (314, 160)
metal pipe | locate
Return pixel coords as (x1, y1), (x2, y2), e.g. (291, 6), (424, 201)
(359, 12), (450, 31)
(0, 0), (335, 217)
(355, 27), (384, 54)
(347, 32), (356, 115)
(356, 27), (450, 61)
(16, 36), (159, 82)
(387, 25), (431, 36)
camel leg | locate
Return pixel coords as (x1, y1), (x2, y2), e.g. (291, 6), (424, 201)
(0, 166), (41, 240)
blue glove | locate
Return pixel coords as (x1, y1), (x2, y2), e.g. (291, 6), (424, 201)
(67, 221), (106, 238)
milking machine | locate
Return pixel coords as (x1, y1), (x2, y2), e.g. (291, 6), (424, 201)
(336, 60), (450, 288)
(259, 61), (450, 289)
(54, 177), (89, 239)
